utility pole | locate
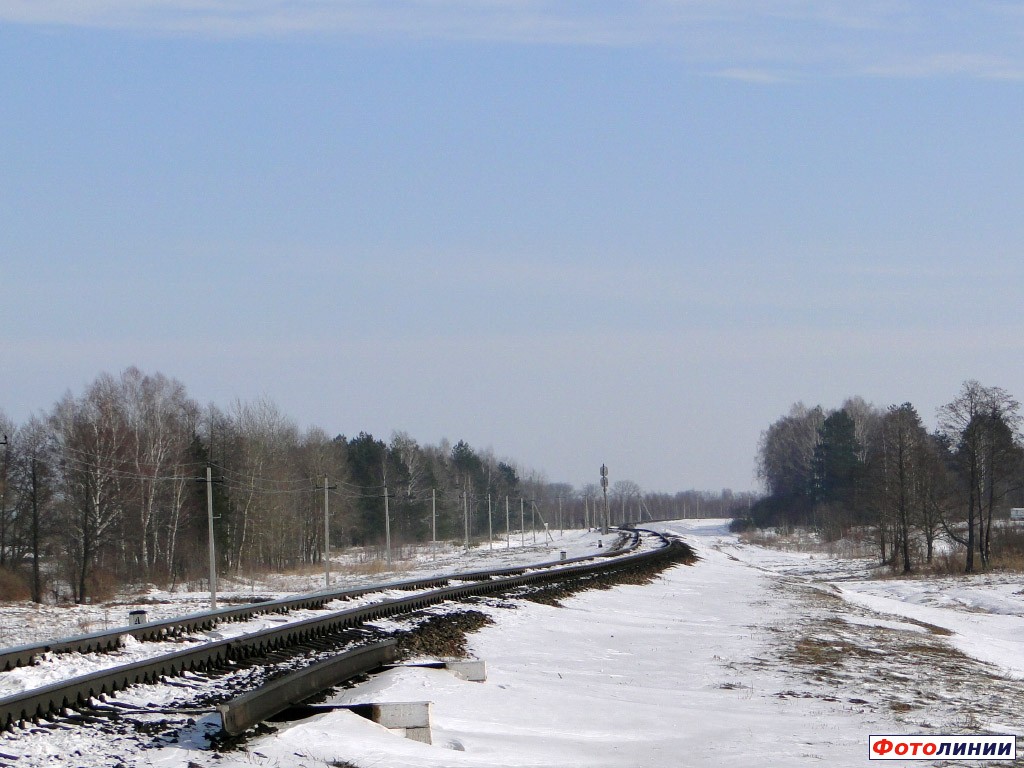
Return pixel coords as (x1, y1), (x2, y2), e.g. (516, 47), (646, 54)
(0, 436), (8, 568)
(558, 495), (563, 537)
(520, 498), (525, 547)
(531, 500), (536, 544)
(463, 490), (469, 552)
(202, 465), (218, 610)
(315, 476), (337, 587)
(324, 477), (331, 586)
(505, 495), (510, 549)
(600, 464), (609, 535)
(384, 485), (392, 567)
(30, 456), (41, 604)
(487, 494), (493, 550)
(431, 488), (437, 560)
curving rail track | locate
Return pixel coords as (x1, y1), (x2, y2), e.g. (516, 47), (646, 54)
(0, 532), (638, 673)
(0, 528), (686, 738)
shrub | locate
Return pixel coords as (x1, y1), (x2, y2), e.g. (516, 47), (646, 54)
(0, 568), (32, 602)
(84, 568), (120, 603)
(729, 517), (755, 533)
(990, 526), (1024, 570)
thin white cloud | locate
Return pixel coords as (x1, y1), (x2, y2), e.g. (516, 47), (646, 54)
(711, 67), (796, 84)
(832, 261), (1024, 281)
(0, 1), (633, 44)
(2, 1), (1024, 80)
(864, 52), (1024, 80)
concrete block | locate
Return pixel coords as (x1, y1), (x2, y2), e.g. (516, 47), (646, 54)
(371, 701), (431, 729)
(445, 660), (486, 682)
(384, 726), (432, 744)
(404, 727), (433, 744)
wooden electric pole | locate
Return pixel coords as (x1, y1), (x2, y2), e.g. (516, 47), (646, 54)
(315, 476), (338, 587)
(204, 465), (218, 609)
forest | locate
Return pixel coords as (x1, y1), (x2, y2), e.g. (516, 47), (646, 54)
(0, 367), (752, 603)
(750, 380), (1024, 574)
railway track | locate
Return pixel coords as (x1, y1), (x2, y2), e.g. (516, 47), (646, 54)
(0, 530), (640, 673)
(0, 528), (690, 764)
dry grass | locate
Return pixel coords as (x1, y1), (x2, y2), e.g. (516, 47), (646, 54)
(786, 626), (966, 673)
(749, 562), (1024, 742)
(919, 552), (966, 576)
(917, 541), (1024, 575)
(989, 550), (1024, 571)
(904, 618), (954, 636)
(787, 636), (855, 667)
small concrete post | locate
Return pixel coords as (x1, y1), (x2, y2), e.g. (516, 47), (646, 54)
(128, 609), (148, 626)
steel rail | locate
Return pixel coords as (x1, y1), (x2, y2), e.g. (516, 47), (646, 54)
(0, 530), (638, 672)
(0, 529), (674, 730)
(0, 578), (446, 672)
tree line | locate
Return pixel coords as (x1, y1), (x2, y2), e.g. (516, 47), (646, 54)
(0, 367), (751, 603)
(751, 381), (1024, 573)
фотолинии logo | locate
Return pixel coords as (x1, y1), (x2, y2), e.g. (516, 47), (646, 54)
(869, 734), (1016, 760)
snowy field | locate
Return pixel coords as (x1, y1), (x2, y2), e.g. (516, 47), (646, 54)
(4, 520), (1024, 767)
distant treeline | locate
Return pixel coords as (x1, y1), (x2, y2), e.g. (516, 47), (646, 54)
(750, 381), (1024, 574)
(0, 367), (752, 603)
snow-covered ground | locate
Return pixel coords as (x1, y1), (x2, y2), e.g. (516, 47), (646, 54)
(4, 520), (1024, 767)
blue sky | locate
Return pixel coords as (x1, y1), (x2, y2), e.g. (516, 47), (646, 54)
(3, 2), (1024, 492)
